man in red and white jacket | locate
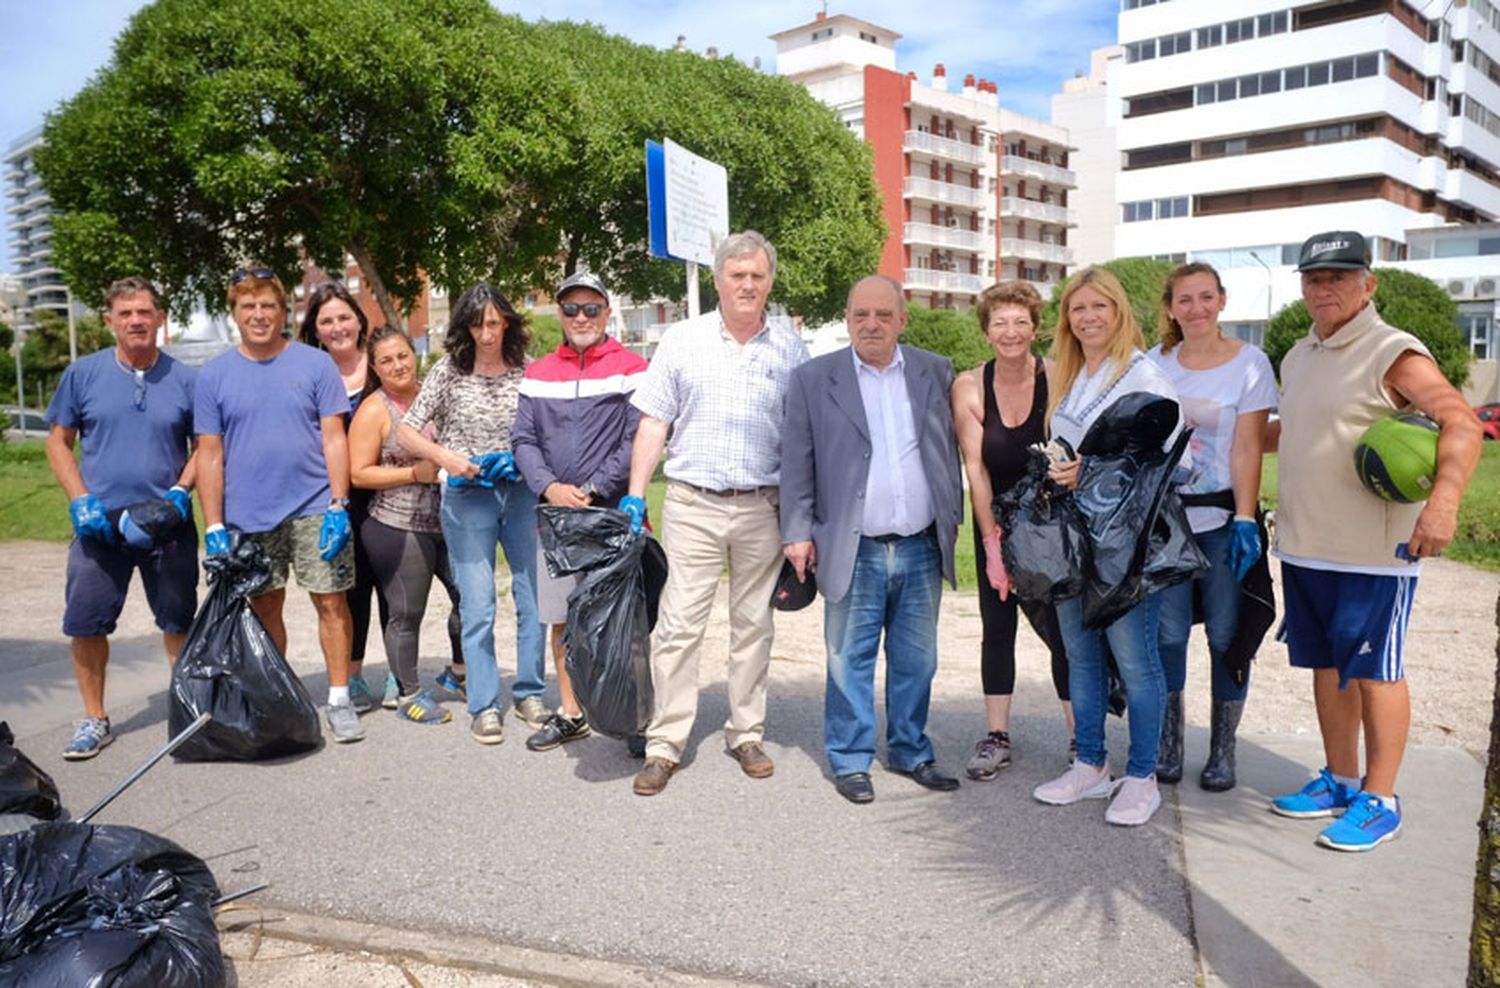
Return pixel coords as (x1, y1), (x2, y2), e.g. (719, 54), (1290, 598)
(513, 270), (649, 752)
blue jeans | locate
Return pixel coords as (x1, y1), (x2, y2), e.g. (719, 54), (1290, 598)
(823, 530), (942, 777)
(1057, 592), (1165, 779)
(1159, 522), (1248, 701)
(440, 481), (546, 715)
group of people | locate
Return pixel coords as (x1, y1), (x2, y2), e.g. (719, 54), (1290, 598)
(46, 227), (1481, 852)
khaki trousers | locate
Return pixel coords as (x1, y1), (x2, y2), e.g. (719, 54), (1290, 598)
(645, 482), (783, 763)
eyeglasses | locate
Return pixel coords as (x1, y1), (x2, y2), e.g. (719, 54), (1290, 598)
(132, 368), (146, 411)
(560, 302), (605, 319)
(230, 267), (276, 284)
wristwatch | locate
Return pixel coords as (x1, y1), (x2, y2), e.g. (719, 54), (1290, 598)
(329, 496), (350, 510)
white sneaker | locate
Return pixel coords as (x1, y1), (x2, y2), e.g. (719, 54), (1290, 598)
(1033, 760), (1112, 805)
(1105, 775), (1161, 826)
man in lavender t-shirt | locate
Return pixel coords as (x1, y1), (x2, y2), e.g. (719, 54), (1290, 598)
(194, 266), (363, 743)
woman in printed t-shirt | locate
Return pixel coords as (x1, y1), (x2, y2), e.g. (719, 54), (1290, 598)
(397, 284), (549, 746)
(1147, 263), (1277, 792)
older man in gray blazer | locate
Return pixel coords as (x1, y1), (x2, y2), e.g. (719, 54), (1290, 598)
(780, 275), (963, 804)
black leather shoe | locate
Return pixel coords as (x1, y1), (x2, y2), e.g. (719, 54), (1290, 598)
(834, 772), (875, 804)
(900, 761), (960, 792)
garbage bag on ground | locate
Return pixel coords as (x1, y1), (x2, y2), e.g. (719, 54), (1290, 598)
(1074, 392), (1209, 630)
(0, 821), (225, 988)
(538, 507), (668, 739)
(168, 538), (322, 761)
(995, 451), (1091, 603)
(0, 723), (60, 821)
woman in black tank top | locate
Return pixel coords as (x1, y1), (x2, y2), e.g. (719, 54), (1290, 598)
(952, 282), (1072, 781)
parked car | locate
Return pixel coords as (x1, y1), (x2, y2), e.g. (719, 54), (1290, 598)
(1478, 403), (1500, 442)
(4, 406), (48, 441)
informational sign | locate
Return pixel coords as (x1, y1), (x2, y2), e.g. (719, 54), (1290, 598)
(645, 138), (729, 267)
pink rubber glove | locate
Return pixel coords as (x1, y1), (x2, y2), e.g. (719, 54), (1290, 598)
(982, 528), (1012, 601)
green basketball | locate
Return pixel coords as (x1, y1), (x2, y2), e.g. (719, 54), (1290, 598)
(1354, 412), (1438, 503)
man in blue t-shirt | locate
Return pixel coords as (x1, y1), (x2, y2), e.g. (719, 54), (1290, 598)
(195, 266), (362, 744)
(45, 276), (199, 761)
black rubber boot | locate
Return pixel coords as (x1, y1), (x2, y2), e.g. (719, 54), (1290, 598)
(1199, 699), (1245, 792)
(1156, 690), (1184, 785)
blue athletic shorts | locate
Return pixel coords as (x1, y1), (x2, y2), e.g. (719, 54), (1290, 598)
(1276, 561), (1417, 687)
(62, 527), (199, 637)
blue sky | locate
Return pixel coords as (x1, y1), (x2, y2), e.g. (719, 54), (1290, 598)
(1, 1), (1118, 268)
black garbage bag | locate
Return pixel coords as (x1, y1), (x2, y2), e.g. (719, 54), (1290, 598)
(995, 451), (1091, 603)
(168, 538), (322, 761)
(0, 822), (224, 987)
(1075, 393), (1208, 630)
(0, 723), (60, 820)
(538, 507), (668, 739)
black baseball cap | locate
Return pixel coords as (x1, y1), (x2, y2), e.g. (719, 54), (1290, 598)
(1295, 231), (1371, 272)
(770, 559), (817, 611)
(555, 270), (610, 305)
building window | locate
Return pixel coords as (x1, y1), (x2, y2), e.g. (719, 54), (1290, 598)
(859, 31), (877, 43)
(347, 276), (361, 292)
(811, 28), (833, 41)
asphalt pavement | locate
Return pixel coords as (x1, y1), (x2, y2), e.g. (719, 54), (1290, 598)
(0, 563), (1485, 987)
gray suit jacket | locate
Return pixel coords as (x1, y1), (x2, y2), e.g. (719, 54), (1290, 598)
(779, 344), (962, 604)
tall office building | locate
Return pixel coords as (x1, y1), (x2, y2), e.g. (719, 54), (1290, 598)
(1052, 46), (1124, 267)
(5, 127), (83, 334)
(772, 12), (1077, 310)
(1110, 0), (1500, 337)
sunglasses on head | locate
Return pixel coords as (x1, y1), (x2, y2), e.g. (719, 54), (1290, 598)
(560, 301), (604, 319)
(230, 267), (276, 284)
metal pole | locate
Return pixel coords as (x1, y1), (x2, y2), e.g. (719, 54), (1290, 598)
(66, 287), (77, 364)
(686, 261), (700, 319)
(13, 340), (24, 438)
(212, 883), (270, 909)
(78, 712), (212, 824)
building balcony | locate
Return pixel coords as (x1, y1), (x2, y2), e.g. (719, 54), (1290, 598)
(999, 155), (1076, 187)
(999, 239), (1073, 265)
(999, 196), (1076, 227)
(903, 175), (986, 209)
(902, 130), (986, 166)
(903, 221), (987, 252)
(903, 267), (987, 295)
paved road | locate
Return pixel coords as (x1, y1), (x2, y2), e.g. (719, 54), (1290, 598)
(0, 544), (1488, 986)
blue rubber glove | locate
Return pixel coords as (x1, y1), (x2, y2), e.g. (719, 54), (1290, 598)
(1226, 517), (1261, 582)
(619, 495), (647, 535)
(473, 451), (521, 484)
(69, 494), (115, 543)
(165, 485), (192, 520)
(445, 470), (494, 489)
(319, 506), (351, 561)
(204, 524), (232, 557)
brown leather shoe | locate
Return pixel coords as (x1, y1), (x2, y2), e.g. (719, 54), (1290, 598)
(633, 756), (676, 796)
(729, 741), (775, 779)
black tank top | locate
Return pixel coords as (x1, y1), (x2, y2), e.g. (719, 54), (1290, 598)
(981, 358), (1048, 495)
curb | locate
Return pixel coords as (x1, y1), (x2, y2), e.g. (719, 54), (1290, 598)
(216, 904), (779, 988)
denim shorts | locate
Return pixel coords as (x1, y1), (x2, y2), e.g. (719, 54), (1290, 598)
(1277, 562), (1417, 686)
(249, 513), (355, 595)
(63, 527), (199, 637)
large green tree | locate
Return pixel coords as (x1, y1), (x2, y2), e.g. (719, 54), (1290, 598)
(1264, 268), (1470, 386)
(38, 0), (565, 325)
(20, 311), (112, 404)
(902, 304), (992, 372)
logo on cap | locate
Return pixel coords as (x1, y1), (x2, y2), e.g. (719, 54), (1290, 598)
(1308, 239), (1349, 257)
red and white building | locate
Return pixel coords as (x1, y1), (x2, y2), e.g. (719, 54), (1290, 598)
(772, 12), (1077, 310)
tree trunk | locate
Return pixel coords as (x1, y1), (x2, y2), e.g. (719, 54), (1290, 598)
(1471, 587), (1500, 986)
(348, 241), (405, 331)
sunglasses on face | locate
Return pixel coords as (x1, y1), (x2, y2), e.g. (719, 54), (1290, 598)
(560, 302), (604, 319)
(132, 368), (146, 411)
(230, 267), (276, 284)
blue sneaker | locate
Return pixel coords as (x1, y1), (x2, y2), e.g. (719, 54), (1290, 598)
(1271, 768), (1357, 819)
(1316, 792), (1401, 851)
(381, 672), (400, 710)
(63, 716), (113, 761)
(348, 675), (376, 714)
(397, 690), (452, 725)
(435, 666), (467, 700)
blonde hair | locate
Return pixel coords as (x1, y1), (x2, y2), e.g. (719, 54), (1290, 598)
(1158, 262), (1224, 354)
(1046, 267), (1146, 425)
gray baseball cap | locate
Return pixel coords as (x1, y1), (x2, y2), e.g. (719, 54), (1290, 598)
(556, 270), (610, 305)
(1295, 231), (1371, 272)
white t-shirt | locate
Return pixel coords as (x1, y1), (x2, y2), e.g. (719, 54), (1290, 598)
(1148, 342), (1279, 532)
(1051, 351), (1183, 453)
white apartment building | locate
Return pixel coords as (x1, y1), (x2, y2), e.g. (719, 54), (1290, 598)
(772, 12), (1077, 309)
(4, 127), (84, 335)
(1052, 46), (1124, 267)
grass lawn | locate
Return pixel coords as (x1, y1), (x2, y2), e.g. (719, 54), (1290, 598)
(5, 438), (1495, 576)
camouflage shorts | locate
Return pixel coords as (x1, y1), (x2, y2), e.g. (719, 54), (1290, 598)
(250, 513), (355, 595)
